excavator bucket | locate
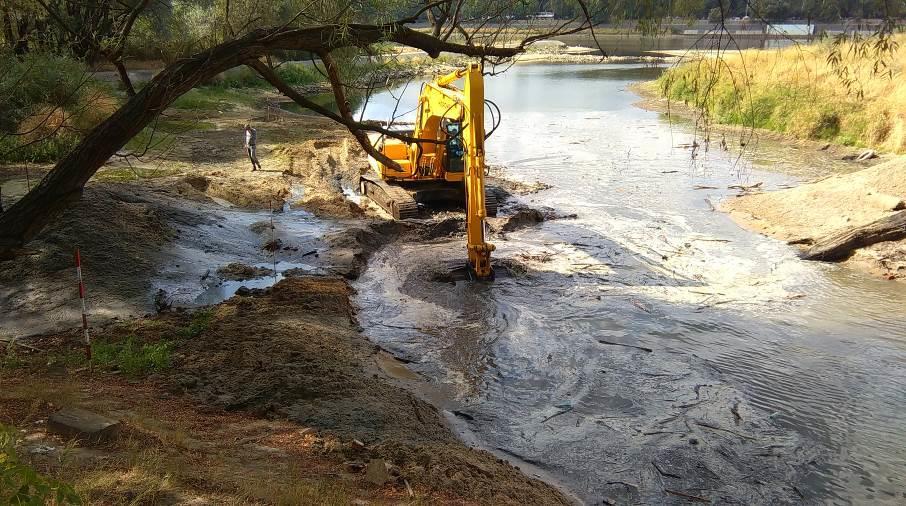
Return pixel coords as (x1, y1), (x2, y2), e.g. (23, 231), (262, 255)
(432, 260), (496, 283)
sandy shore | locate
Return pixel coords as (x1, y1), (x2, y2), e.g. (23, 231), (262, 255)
(632, 80), (906, 281)
(723, 157), (906, 281)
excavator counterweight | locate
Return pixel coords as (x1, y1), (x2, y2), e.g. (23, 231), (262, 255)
(361, 64), (498, 279)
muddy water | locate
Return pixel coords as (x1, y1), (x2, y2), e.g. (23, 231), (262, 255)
(355, 64), (906, 504)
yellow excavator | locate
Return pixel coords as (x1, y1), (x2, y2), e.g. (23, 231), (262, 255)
(361, 63), (499, 279)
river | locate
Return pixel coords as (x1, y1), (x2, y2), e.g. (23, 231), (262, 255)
(354, 63), (906, 504)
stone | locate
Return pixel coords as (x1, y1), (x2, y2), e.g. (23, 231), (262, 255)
(47, 408), (120, 444)
(365, 458), (392, 485)
(344, 460), (366, 472)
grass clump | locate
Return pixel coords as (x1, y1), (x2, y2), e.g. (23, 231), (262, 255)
(92, 336), (173, 377)
(1, 424), (81, 504)
(657, 35), (906, 153)
(181, 309), (215, 339)
(1, 342), (24, 371)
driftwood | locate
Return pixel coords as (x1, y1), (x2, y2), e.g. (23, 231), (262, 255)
(728, 182), (763, 191)
(598, 339), (653, 353)
(802, 211), (906, 261)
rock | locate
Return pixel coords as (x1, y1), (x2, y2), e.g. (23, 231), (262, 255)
(365, 458), (392, 485)
(819, 143), (831, 150)
(153, 289), (171, 313)
(344, 460), (366, 472)
(47, 408), (121, 444)
(217, 262), (274, 281)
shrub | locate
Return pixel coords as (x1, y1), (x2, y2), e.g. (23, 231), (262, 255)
(0, 50), (117, 163)
(181, 309), (214, 338)
(0, 425), (81, 504)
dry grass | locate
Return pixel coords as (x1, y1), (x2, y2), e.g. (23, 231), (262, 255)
(0, 372), (402, 505)
(658, 34), (906, 153)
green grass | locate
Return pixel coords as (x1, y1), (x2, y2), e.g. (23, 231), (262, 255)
(0, 342), (24, 371)
(122, 118), (215, 154)
(171, 63), (323, 112)
(92, 336), (174, 377)
(180, 309), (214, 339)
(171, 87), (260, 111)
(0, 131), (82, 164)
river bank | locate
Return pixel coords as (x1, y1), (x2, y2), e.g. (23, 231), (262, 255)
(654, 36), (906, 154)
(634, 76), (906, 282)
(723, 157), (906, 281)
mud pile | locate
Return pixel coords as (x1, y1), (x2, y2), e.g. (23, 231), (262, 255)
(178, 172), (291, 209)
(273, 136), (370, 218)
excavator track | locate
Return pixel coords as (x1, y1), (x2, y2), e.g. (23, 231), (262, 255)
(361, 174), (419, 220)
(485, 186), (499, 217)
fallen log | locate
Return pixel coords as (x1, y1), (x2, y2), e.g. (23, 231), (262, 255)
(801, 211), (906, 261)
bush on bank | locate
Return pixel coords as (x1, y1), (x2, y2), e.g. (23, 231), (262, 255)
(0, 51), (117, 164)
(657, 35), (906, 153)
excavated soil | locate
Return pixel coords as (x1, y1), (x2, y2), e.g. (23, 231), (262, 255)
(723, 157), (906, 280)
(167, 278), (567, 504)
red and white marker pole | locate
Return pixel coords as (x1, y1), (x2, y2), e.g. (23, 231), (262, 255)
(75, 248), (91, 360)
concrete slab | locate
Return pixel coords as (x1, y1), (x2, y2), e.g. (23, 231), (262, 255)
(47, 408), (121, 444)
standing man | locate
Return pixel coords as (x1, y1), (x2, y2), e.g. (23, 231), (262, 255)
(245, 123), (262, 171)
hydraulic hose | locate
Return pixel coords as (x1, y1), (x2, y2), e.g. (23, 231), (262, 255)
(485, 99), (501, 139)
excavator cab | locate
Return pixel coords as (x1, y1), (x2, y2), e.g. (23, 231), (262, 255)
(360, 64), (498, 280)
(443, 121), (465, 173)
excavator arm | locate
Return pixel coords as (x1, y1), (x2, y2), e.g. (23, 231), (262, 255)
(364, 63), (495, 279)
(457, 65), (495, 279)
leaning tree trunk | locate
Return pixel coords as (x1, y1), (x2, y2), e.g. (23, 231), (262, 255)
(0, 23), (519, 253)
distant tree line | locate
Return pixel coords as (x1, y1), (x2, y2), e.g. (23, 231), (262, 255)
(3, 0), (903, 63)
